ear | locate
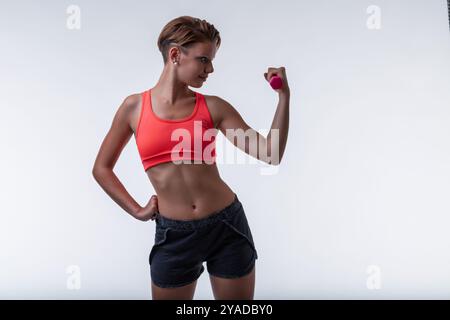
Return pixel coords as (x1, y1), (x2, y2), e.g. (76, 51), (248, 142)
(168, 46), (180, 62)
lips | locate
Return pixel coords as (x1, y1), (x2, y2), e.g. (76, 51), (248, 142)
(199, 75), (207, 80)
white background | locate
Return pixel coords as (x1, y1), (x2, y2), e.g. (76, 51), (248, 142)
(1, 0), (449, 299)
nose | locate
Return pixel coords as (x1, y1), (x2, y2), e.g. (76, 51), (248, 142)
(206, 62), (214, 74)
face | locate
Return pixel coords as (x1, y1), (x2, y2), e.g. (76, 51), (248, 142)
(168, 41), (217, 88)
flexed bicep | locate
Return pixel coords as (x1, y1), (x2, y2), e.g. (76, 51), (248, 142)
(214, 96), (270, 164)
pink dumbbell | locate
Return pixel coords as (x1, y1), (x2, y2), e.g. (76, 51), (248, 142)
(269, 75), (283, 90)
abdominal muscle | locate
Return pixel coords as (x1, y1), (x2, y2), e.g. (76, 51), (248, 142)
(146, 161), (236, 220)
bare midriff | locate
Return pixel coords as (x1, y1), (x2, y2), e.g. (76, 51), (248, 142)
(146, 161), (236, 221)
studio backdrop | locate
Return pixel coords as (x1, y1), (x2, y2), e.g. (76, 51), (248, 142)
(1, 0), (449, 299)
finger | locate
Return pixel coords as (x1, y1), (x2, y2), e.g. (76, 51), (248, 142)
(265, 73), (278, 81)
(266, 68), (280, 81)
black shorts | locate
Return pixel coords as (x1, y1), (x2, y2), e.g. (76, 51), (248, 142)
(149, 193), (258, 288)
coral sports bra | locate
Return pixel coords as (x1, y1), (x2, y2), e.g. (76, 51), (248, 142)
(135, 88), (217, 171)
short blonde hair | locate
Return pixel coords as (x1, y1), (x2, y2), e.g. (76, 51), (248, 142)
(157, 16), (221, 64)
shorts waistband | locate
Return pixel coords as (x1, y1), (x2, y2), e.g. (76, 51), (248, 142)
(155, 193), (242, 230)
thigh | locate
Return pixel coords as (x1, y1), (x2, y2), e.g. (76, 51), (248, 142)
(151, 278), (198, 300)
(209, 265), (255, 300)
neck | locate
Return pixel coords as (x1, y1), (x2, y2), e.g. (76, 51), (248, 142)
(152, 66), (192, 105)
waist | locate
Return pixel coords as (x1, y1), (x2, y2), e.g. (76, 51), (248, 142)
(155, 193), (241, 230)
(155, 184), (236, 221)
(147, 161), (235, 219)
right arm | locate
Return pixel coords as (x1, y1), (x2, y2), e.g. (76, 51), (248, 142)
(91, 94), (157, 221)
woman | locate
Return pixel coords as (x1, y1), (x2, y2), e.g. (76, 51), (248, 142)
(92, 16), (290, 300)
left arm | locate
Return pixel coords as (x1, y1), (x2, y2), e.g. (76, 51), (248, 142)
(215, 66), (290, 165)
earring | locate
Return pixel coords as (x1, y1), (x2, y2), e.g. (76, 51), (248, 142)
(173, 61), (178, 65)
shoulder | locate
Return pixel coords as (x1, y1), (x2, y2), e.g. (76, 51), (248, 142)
(121, 93), (142, 113)
(111, 93), (143, 132)
(111, 93), (142, 118)
(203, 94), (228, 108)
(203, 94), (238, 115)
(203, 94), (237, 129)
(204, 94), (242, 117)
(125, 93), (144, 132)
(204, 95), (242, 128)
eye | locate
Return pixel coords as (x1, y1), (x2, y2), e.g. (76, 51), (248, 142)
(200, 57), (208, 63)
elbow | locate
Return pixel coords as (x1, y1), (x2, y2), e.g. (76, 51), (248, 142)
(92, 165), (110, 180)
(92, 167), (100, 181)
(92, 164), (101, 177)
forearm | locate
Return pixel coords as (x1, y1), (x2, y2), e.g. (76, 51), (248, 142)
(92, 167), (142, 219)
(267, 91), (290, 164)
